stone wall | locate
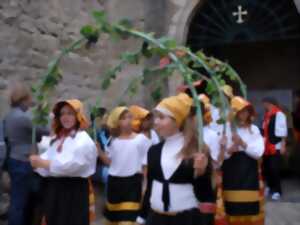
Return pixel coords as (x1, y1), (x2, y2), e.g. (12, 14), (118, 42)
(0, 0), (108, 116)
(0, 0), (148, 117)
(0, 0), (199, 117)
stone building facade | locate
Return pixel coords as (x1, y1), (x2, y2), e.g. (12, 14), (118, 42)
(0, 0), (300, 117)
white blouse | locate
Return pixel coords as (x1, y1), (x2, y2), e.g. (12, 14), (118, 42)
(225, 125), (264, 160)
(142, 130), (160, 165)
(107, 134), (152, 177)
(36, 131), (97, 178)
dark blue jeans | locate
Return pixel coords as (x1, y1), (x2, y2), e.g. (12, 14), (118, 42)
(7, 158), (39, 225)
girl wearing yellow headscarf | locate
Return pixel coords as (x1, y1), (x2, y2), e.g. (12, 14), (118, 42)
(221, 97), (265, 225)
(29, 99), (98, 225)
(136, 93), (209, 225)
(129, 105), (160, 146)
(98, 106), (152, 225)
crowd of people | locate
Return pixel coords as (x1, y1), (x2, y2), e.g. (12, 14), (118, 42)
(0, 81), (291, 225)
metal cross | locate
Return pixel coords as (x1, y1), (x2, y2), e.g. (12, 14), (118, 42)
(232, 5), (248, 24)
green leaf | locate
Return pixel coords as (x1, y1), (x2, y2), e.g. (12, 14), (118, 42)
(121, 52), (140, 64)
(92, 11), (107, 25)
(159, 37), (177, 49)
(114, 28), (130, 40)
(196, 51), (206, 60)
(225, 69), (238, 81)
(80, 25), (99, 43)
(151, 86), (162, 102)
(31, 85), (37, 94)
(127, 78), (140, 98)
(205, 81), (216, 95)
(141, 42), (152, 58)
(101, 78), (111, 90)
(150, 47), (168, 57)
(141, 68), (152, 85)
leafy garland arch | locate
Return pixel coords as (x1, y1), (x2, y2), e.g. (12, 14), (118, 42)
(31, 11), (247, 153)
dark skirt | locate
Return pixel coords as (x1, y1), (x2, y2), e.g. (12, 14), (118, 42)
(146, 208), (203, 225)
(104, 173), (142, 222)
(42, 177), (89, 225)
(222, 152), (260, 216)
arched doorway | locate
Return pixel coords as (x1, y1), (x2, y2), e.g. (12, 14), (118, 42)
(186, 0), (300, 116)
(186, 0), (300, 175)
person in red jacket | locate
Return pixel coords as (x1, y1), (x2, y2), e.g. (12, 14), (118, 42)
(262, 97), (288, 201)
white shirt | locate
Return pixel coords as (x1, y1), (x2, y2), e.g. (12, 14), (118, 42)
(107, 134), (152, 177)
(209, 105), (229, 136)
(274, 112), (288, 149)
(150, 133), (199, 213)
(36, 131), (97, 178)
(203, 126), (221, 163)
(225, 125), (264, 160)
(142, 130), (160, 165)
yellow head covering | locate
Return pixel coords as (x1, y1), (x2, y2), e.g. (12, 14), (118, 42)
(198, 94), (212, 124)
(129, 105), (150, 132)
(107, 106), (128, 129)
(53, 99), (89, 130)
(156, 93), (193, 127)
(231, 96), (252, 115)
(222, 85), (234, 99)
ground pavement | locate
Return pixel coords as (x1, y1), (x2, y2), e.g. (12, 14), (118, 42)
(1, 179), (300, 225)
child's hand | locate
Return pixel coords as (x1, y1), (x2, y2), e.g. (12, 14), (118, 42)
(227, 145), (239, 155)
(220, 135), (227, 149)
(30, 155), (50, 169)
(232, 133), (247, 149)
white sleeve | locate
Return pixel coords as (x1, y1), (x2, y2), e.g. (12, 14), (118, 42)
(105, 143), (113, 159)
(35, 150), (51, 177)
(35, 168), (50, 177)
(275, 112), (288, 138)
(142, 152), (148, 166)
(139, 135), (152, 166)
(244, 126), (264, 160)
(49, 139), (97, 177)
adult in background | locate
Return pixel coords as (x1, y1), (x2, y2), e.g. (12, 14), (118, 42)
(262, 97), (288, 201)
(4, 82), (49, 225)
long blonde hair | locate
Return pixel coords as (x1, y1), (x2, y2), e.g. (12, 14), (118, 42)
(180, 104), (208, 160)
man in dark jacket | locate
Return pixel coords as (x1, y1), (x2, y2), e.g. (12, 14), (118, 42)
(4, 83), (49, 225)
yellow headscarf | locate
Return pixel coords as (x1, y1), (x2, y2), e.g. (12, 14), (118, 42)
(106, 106), (128, 129)
(156, 93), (193, 127)
(129, 105), (150, 132)
(53, 99), (89, 130)
(231, 96), (254, 115)
(198, 94), (213, 124)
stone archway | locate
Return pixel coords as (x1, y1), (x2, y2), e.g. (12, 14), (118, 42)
(167, 0), (205, 94)
(167, 0), (203, 44)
